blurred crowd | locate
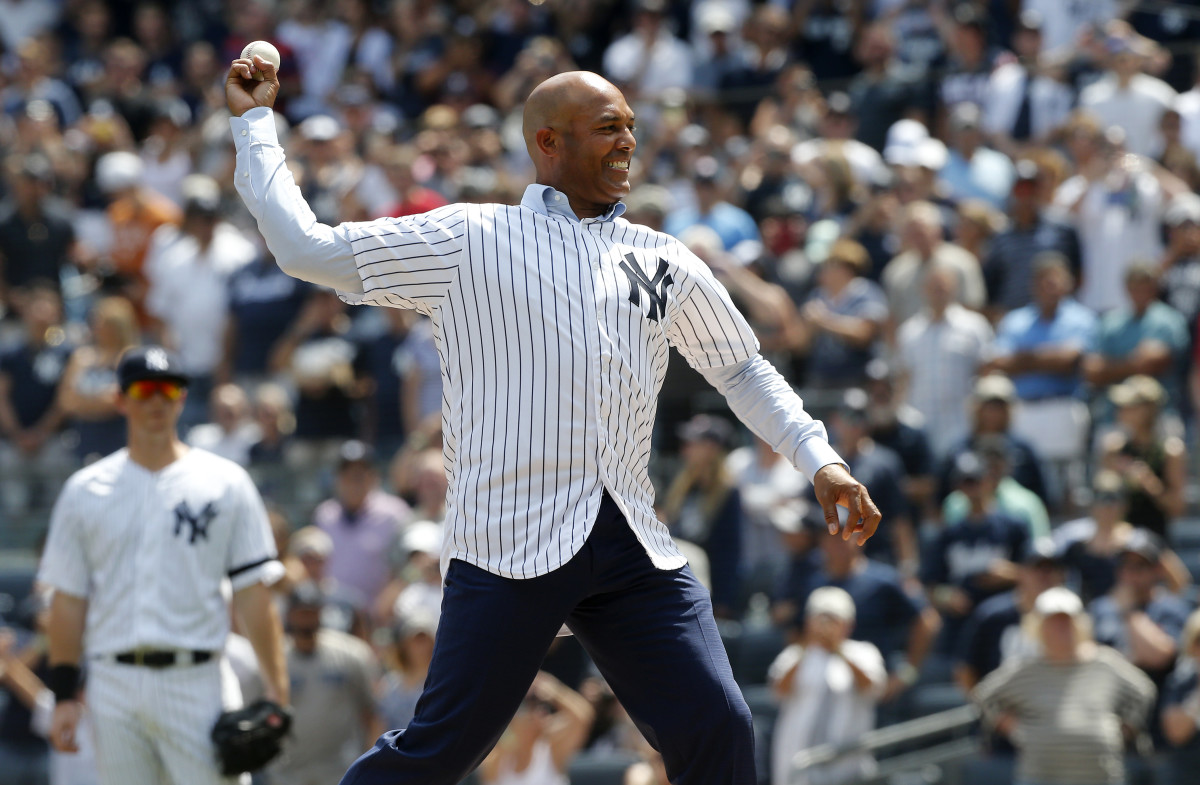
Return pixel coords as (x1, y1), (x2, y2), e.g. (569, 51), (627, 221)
(4, 0), (1200, 784)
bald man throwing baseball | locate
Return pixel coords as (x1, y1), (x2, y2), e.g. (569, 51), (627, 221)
(226, 55), (882, 785)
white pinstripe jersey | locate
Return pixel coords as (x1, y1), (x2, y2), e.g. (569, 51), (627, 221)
(38, 448), (282, 654)
(232, 107), (839, 580)
(345, 191), (763, 578)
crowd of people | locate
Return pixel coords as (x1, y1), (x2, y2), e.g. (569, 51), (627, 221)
(3, 0), (1200, 783)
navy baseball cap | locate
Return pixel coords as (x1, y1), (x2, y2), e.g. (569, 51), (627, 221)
(117, 345), (189, 390)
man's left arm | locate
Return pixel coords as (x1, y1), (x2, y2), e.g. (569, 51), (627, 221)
(699, 356), (881, 543)
(232, 583), (288, 704)
(226, 469), (288, 703)
(666, 254), (881, 542)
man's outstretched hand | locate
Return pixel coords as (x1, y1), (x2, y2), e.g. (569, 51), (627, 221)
(813, 463), (882, 546)
(226, 56), (279, 117)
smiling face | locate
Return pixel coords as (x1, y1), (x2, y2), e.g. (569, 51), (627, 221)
(558, 96), (635, 214)
(525, 72), (636, 218)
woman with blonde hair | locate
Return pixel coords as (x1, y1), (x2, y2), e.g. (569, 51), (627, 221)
(973, 587), (1156, 785)
(662, 414), (744, 619)
(55, 296), (139, 463)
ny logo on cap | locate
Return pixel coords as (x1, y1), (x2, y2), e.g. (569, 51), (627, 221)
(146, 348), (170, 371)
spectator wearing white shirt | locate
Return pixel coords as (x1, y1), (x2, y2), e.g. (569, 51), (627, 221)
(1022, 0), (1119, 57)
(1174, 62), (1200, 163)
(1079, 34), (1177, 160)
(726, 435), (809, 599)
(768, 586), (886, 785)
(1054, 127), (1184, 313)
(602, 0), (694, 104)
(881, 200), (986, 331)
(982, 11), (1073, 153)
(185, 383), (259, 466)
(895, 264), (994, 459)
(144, 175), (256, 426)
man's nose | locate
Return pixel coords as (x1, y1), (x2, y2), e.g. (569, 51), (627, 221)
(618, 128), (636, 151)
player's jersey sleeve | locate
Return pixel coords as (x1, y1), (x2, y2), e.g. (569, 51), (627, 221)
(38, 478), (91, 598)
(663, 246), (759, 370)
(232, 106), (465, 307)
(338, 204), (467, 313)
(225, 467), (283, 591)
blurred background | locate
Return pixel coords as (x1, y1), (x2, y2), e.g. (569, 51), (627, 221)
(4, 1), (1200, 784)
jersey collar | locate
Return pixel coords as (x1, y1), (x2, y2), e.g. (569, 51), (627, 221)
(521, 184), (626, 224)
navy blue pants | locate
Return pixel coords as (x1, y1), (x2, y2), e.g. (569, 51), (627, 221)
(340, 492), (756, 784)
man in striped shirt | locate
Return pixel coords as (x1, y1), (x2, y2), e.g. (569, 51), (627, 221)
(227, 55), (882, 785)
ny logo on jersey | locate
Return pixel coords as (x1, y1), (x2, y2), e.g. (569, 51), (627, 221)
(619, 254), (674, 322)
(174, 501), (217, 544)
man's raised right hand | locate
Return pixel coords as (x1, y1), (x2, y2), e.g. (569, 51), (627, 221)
(226, 56), (279, 117)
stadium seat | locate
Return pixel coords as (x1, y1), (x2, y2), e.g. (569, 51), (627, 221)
(734, 624), (786, 685)
(1169, 517), (1200, 551)
(906, 683), (967, 718)
(567, 751), (641, 785)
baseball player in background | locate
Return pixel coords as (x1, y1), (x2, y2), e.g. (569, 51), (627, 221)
(38, 345), (290, 785)
(228, 54), (882, 785)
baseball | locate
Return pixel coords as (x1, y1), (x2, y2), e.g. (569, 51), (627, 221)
(240, 40), (281, 81)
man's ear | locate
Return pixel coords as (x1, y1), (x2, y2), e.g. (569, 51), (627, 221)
(535, 127), (558, 158)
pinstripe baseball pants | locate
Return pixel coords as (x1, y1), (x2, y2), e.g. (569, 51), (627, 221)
(88, 658), (247, 785)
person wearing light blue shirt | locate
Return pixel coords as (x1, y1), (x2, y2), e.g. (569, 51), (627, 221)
(984, 254), (1097, 503)
(990, 258), (1097, 402)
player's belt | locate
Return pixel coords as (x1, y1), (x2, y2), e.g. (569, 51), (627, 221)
(109, 649), (215, 667)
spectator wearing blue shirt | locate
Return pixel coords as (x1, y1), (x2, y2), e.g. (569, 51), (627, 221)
(663, 156), (761, 255)
(1083, 261), (1191, 421)
(1090, 530), (1191, 703)
(939, 103), (1015, 209)
(984, 253), (1096, 505)
(923, 451), (1030, 643)
(794, 239), (889, 390)
(790, 513), (941, 706)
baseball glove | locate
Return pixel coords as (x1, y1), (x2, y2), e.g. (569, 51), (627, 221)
(210, 699), (292, 775)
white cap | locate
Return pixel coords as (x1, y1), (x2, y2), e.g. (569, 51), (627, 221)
(402, 520), (443, 557)
(806, 586), (856, 621)
(290, 525), (334, 558)
(298, 114), (341, 142)
(1034, 587), (1084, 618)
(883, 119), (930, 166)
(699, 6), (737, 34)
(912, 138), (948, 171)
(95, 151), (144, 194)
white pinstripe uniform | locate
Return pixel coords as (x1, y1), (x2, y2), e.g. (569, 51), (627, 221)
(232, 105), (842, 582)
(37, 447), (283, 785)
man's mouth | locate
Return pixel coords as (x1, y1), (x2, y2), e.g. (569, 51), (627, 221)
(606, 161), (630, 172)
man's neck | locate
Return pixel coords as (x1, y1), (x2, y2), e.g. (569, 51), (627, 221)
(1037, 300), (1060, 321)
(127, 433), (188, 472)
